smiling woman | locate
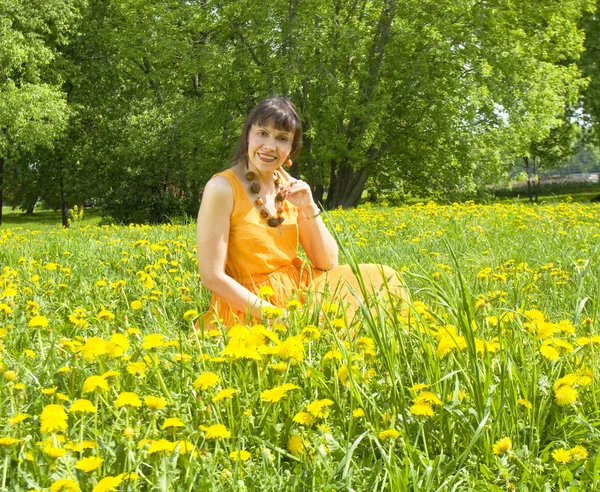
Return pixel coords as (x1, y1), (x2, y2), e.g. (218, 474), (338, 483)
(196, 97), (407, 328)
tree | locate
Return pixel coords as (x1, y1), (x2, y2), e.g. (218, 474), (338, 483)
(0, 0), (84, 226)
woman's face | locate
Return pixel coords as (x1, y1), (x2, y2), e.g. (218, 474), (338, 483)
(246, 123), (294, 174)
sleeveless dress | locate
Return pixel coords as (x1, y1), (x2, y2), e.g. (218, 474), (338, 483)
(201, 169), (405, 328)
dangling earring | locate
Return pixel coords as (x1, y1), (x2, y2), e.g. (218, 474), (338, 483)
(285, 159), (293, 168)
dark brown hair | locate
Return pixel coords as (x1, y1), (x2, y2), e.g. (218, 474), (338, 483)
(231, 97), (303, 166)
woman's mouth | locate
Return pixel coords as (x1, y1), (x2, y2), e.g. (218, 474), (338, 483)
(257, 153), (277, 163)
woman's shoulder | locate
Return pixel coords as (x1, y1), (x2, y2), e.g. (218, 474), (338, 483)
(203, 173), (234, 202)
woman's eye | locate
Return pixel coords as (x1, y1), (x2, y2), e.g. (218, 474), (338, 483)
(278, 136), (288, 141)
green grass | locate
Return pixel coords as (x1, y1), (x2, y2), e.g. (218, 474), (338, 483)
(0, 201), (599, 490)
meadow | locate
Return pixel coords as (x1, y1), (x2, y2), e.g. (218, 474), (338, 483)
(1, 200), (599, 491)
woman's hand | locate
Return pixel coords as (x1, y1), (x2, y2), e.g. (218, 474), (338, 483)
(279, 167), (318, 215)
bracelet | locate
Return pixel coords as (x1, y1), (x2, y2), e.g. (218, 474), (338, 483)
(305, 210), (321, 221)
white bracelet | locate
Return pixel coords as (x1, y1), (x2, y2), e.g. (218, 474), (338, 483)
(305, 210), (321, 221)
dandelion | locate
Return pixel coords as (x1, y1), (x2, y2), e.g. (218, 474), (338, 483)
(141, 333), (165, 350)
(306, 399), (334, 418)
(287, 435), (304, 457)
(204, 424), (231, 439)
(75, 456), (104, 472)
(183, 309), (198, 320)
(126, 361), (148, 377)
(50, 479), (81, 492)
(82, 375), (109, 393)
(92, 475), (123, 492)
(300, 325), (320, 340)
(555, 385), (577, 406)
(80, 337), (108, 361)
(378, 429), (401, 441)
(409, 402), (434, 417)
(96, 308), (115, 320)
(409, 383), (429, 391)
(540, 344), (560, 361)
(260, 387), (287, 403)
(114, 392), (142, 408)
(258, 285), (275, 298)
(323, 350), (343, 361)
(570, 445), (588, 461)
(413, 391), (444, 406)
(517, 398), (532, 409)
(70, 399), (97, 414)
(352, 408), (365, 418)
(212, 388), (237, 402)
(552, 448), (572, 463)
(193, 371), (220, 390)
(230, 450), (251, 461)
(144, 396), (168, 410)
(7, 413), (30, 424)
(130, 300), (143, 310)
(148, 439), (176, 454)
(492, 437), (512, 455)
(161, 418), (185, 430)
(3, 370), (16, 381)
(28, 315), (49, 328)
(293, 412), (316, 426)
(40, 404), (68, 433)
(0, 437), (21, 446)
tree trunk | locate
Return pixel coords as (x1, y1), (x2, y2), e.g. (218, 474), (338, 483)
(60, 168), (70, 228)
(524, 156), (533, 203)
(325, 163), (371, 209)
(0, 157), (4, 226)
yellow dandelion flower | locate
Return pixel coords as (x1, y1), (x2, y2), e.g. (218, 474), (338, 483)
(204, 424), (231, 439)
(517, 398), (532, 409)
(277, 335), (304, 361)
(69, 399), (97, 414)
(300, 325), (320, 340)
(409, 402), (435, 417)
(378, 429), (401, 441)
(230, 450), (251, 461)
(114, 392), (142, 408)
(50, 478), (81, 492)
(212, 388), (237, 402)
(82, 375), (109, 393)
(147, 439), (176, 455)
(144, 396), (168, 410)
(552, 448), (572, 463)
(555, 385), (577, 406)
(80, 337), (108, 361)
(409, 383), (429, 391)
(193, 371), (220, 390)
(75, 456), (104, 472)
(323, 350), (343, 361)
(258, 285), (275, 298)
(183, 309), (199, 320)
(28, 315), (49, 328)
(260, 387), (287, 403)
(492, 437), (512, 455)
(413, 391), (443, 406)
(286, 435), (304, 456)
(293, 412), (316, 426)
(540, 344), (560, 361)
(96, 308), (115, 320)
(92, 475), (123, 492)
(161, 418), (185, 430)
(0, 437), (21, 446)
(570, 445), (588, 461)
(7, 413), (30, 424)
(3, 370), (17, 381)
(352, 408), (365, 418)
(44, 444), (67, 458)
(130, 300), (143, 310)
(126, 361), (148, 377)
(40, 404), (68, 433)
(306, 399), (334, 418)
(141, 333), (165, 350)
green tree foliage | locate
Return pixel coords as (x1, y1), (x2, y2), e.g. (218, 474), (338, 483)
(0, 0), (86, 225)
(580, 0), (600, 144)
(6, 0), (596, 223)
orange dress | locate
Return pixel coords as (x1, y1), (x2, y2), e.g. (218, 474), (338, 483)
(201, 169), (405, 328)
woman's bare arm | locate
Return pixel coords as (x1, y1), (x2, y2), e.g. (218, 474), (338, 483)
(196, 176), (276, 317)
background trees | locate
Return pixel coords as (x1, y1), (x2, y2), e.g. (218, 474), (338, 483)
(2, 0), (598, 224)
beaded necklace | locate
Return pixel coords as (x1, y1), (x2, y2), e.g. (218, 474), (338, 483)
(245, 171), (285, 227)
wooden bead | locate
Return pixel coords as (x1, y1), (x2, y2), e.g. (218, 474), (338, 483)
(277, 216), (285, 224)
(268, 217), (279, 227)
(274, 178), (281, 186)
(276, 192), (285, 202)
(260, 209), (269, 218)
(255, 197), (263, 206)
(246, 172), (255, 181)
(251, 183), (261, 194)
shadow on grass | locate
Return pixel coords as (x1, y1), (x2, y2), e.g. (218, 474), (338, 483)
(1, 207), (102, 228)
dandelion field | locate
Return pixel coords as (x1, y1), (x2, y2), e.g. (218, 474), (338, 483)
(1, 201), (600, 491)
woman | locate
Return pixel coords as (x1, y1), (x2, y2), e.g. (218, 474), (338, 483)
(196, 97), (405, 328)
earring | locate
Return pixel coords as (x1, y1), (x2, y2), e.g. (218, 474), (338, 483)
(285, 159), (293, 168)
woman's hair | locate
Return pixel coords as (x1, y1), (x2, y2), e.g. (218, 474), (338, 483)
(231, 97), (303, 166)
